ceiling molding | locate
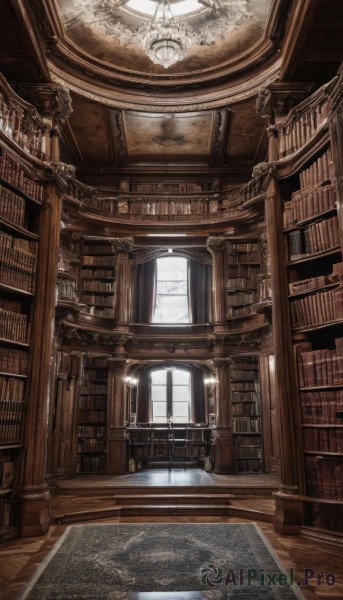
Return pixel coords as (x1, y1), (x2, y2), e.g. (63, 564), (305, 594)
(49, 61), (282, 113)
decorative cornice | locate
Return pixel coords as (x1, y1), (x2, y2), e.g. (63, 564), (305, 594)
(49, 62), (282, 114)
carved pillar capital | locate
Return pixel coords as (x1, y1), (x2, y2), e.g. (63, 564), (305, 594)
(206, 236), (226, 253)
(17, 84), (73, 122)
(111, 236), (134, 254)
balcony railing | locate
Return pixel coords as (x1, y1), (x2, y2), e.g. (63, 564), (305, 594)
(0, 74), (47, 161)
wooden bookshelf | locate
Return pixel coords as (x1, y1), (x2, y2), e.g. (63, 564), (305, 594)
(77, 356), (108, 474)
(278, 88), (343, 532)
(226, 240), (261, 324)
(80, 238), (116, 319)
(230, 357), (263, 473)
(0, 138), (44, 537)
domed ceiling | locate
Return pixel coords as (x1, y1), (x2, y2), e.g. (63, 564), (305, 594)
(56, 0), (273, 76)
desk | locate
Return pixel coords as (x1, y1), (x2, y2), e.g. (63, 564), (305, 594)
(126, 425), (214, 469)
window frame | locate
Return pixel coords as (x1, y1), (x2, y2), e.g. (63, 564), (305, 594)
(150, 366), (191, 423)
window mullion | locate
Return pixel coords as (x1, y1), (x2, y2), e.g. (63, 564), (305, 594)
(167, 369), (173, 418)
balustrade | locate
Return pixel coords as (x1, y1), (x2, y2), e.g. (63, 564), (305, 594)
(0, 74), (47, 161)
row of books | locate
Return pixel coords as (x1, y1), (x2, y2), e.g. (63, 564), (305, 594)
(297, 339), (343, 387)
(231, 382), (259, 392)
(305, 455), (342, 499)
(289, 262), (342, 294)
(81, 294), (114, 307)
(232, 391), (259, 402)
(0, 185), (26, 228)
(77, 425), (106, 438)
(0, 231), (37, 255)
(227, 305), (255, 318)
(0, 250), (37, 294)
(0, 400), (23, 444)
(82, 244), (115, 255)
(228, 252), (260, 265)
(227, 264), (259, 276)
(232, 403), (260, 417)
(82, 269), (114, 279)
(81, 281), (115, 292)
(299, 147), (333, 190)
(79, 410), (106, 424)
(227, 291), (256, 307)
(301, 391), (343, 424)
(228, 243), (259, 253)
(0, 348), (28, 375)
(81, 306), (115, 318)
(288, 215), (340, 260)
(82, 255), (115, 266)
(278, 100), (328, 158)
(232, 416), (261, 433)
(227, 277), (257, 291)
(285, 183), (336, 226)
(135, 183), (203, 193)
(289, 287), (342, 329)
(79, 398), (107, 410)
(0, 149), (44, 202)
(0, 307), (29, 344)
(76, 455), (106, 473)
(0, 376), (25, 401)
(303, 427), (343, 453)
(84, 357), (109, 368)
(80, 383), (107, 395)
(77, 440), (106, 453)
(81, 369), (107, 380)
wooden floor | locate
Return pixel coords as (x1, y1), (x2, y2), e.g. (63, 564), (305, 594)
(0, 471), (342, 600)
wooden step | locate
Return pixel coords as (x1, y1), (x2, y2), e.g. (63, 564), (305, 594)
(120, 504), (230, 516)
(114, 494), (232, 506)
(53, 506), (121, 524)
(227, 506), (274, 523)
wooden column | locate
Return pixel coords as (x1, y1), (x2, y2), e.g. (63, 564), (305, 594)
(113, 237), (134, 325)
(264, 174), (303, 533)
(213, 359), (233, 473)
(107, 360), (127, 474)
(17, 84), (72, 536)
(20, 181), (62, 536)
(206, 236), (226, 327)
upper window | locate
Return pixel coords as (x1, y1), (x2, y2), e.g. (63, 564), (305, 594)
(127, 1), (202, 18)
(152, 256), (190, 323)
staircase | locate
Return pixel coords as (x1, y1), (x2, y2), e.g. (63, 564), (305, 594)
(51, 484), (276, 524)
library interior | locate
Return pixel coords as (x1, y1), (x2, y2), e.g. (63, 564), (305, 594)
(0, 0), (342, 598)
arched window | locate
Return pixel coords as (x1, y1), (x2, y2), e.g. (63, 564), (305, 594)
(151, 367), (191, 423)
(152, 256), (190, 323)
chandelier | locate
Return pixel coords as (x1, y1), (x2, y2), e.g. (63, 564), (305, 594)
(139, 0), (193, 69)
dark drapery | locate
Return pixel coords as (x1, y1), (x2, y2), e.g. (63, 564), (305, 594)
(137, 367), (152, 423)
(191, 367), (206, 424)
(132, 260), (157, 323)
(188, 259), (212, 324)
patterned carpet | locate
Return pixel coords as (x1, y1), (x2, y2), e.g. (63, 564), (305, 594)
(18, 523), (305, 600)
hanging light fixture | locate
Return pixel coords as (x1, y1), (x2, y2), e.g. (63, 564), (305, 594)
(139, 0), (193, 69)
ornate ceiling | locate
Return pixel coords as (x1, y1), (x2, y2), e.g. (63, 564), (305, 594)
(0, 0), (342, 184)
(56, 0), (272, 75)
